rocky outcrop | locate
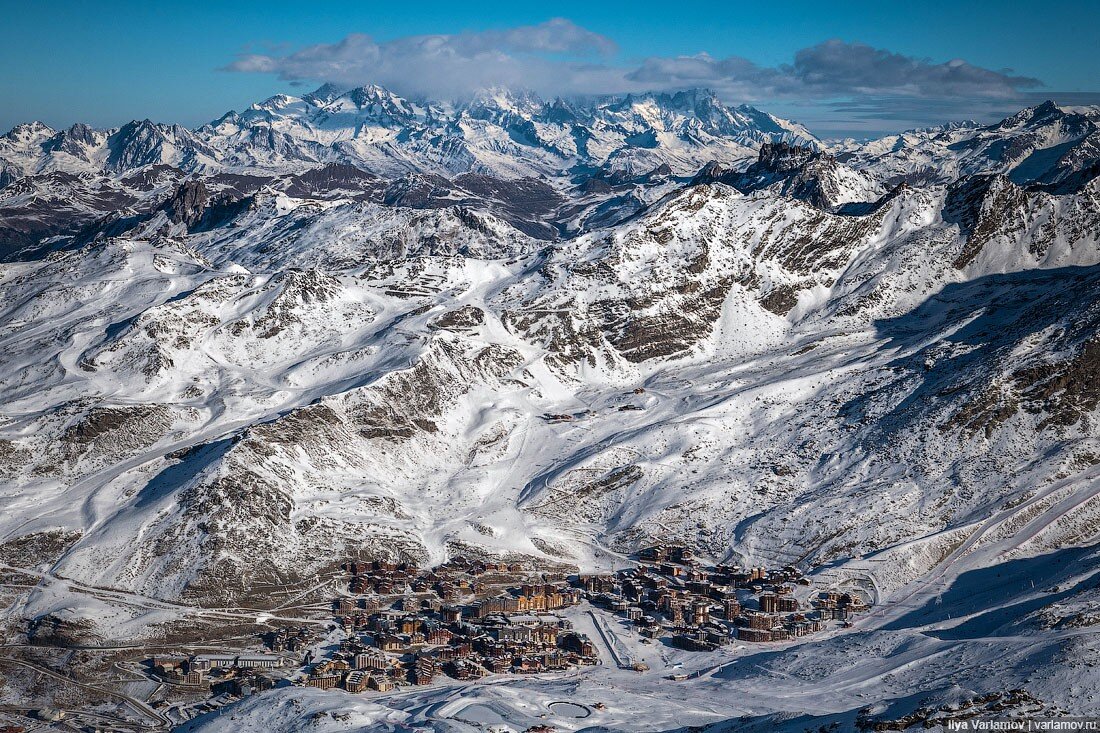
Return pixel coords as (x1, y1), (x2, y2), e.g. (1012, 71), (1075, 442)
(164, 180), (210, 227)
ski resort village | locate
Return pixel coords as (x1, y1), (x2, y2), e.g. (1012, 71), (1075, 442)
(1, 547), (875, 729)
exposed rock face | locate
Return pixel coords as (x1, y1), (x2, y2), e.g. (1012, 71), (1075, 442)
(755, 141), (818, 172)
(430, 305), (485, 331)
(164, 180), (210, 227)
(692, 143), (882, 210)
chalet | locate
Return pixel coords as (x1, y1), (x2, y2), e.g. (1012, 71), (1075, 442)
(512, 656), (539, 673)
(446, 659), (483, 680)
(437, 641), (474, 661)
(845, 593), (868, 610)
(412, 656), (436, 685)
(486, 656), (512, 674)
(788, 620), (814, 637)
(345, 670), (369, 693)
(251, 675), (275, 692)
(622, 578), (644, 601)
(672, 633), (717, 651)
(427, 628), (453, 646)
(559, 632), (596, 657)
(377, 634), (407, 652)
(368, 673), (394, 692)
(371, 610), (404, 633)
(745, 612), (778, 630)
(493, 624), (531, 643)
(648, 576), (669, 591)
(686, 580), (711, 595)
(737, 628), (772, 642)
(476, 596), (520, 617)
(671, 546), (694, 563)
(307, 673), (339, 690)
(703, 626), (730, 646)
(534, 624), (560, 644)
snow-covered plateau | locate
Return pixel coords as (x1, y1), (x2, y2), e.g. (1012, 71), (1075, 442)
(1, 87), (1100, 731)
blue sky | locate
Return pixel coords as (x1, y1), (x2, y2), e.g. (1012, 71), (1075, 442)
(3, 0), (1098, 137)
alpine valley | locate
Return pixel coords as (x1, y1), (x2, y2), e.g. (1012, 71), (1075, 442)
(1, 85), (1100, 731)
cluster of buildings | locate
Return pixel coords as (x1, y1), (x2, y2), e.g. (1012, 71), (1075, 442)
(151, 652), (284, 694)
(576, 545), (869, 651)
(263, 626), (315, 653)
(812, 590), (869, 621)
(343, 557), (551, 603)
(145, 548), (870, 705)
(298, 558), (599, 693)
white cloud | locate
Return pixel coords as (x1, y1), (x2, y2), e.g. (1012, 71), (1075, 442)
(624, 40), (1041, 101)
(224, 19), (620, 100)
(223, 21), (1047, 132)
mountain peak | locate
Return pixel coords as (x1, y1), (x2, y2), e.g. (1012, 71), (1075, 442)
(250, 93), (302, 113)
(347, 83), (400, 99)
(463, 87), (546, 119)
(303, 82), (344, 105)
(3, 120), (55, 140)
(996, 99), (1065, 130)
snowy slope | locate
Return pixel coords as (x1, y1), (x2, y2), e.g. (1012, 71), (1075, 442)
(3, 174), (1098, 612)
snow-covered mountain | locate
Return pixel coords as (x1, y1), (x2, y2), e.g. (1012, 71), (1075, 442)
(836, 100), (1100, 189)
(0, 85), (823, 253)
(0, 85), (815, 182)
(2, 95), (1100, 729)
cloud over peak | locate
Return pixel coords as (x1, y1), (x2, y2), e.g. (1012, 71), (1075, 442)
(223, 20), (1045, 132)
(225, 19), (619, 100)
(625, 40), (1040, 101)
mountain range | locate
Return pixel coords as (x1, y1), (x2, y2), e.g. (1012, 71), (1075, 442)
(1, 85), (1099, 729)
